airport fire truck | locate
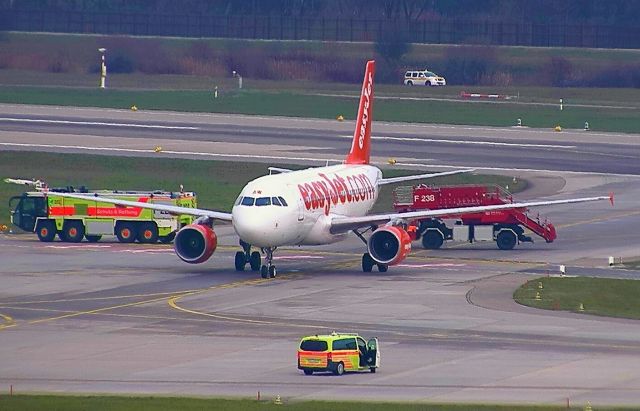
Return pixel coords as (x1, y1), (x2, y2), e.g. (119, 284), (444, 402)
(7, 178), (197, 243)
(393, 184), (556, 250)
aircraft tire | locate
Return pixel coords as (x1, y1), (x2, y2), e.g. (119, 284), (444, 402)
(269, 265), (277, 278)
(250, 251), (261, 271)
(234, 251), (246, 271)
(377, 264), (388, 273)
(362, 253), (374, 272)
(260, 265), (268, 279)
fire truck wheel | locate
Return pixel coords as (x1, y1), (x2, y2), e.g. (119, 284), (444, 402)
(235, 251), (246, 271)
(421, 230), (444, 249)
(36, 220), (56, 242)
(362, 253), (374, 272)
(137, 222), (159, 243)
(496, 230), (517, 250)
(249, 251), (261, 271)
(62, 221), (84, 243)
(85, 235), (102, 243)
(159, 232), (176, 244)
(116, 222), (137, 243)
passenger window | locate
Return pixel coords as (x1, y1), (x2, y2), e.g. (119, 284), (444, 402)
(278, 196), (288, 206)
(333, 338), (356, 350)
(412, 72), (418, 78)
(241, 196), (255, 206)
(255, 197), (271, 206)
(272, 196), (282, 206)
(419, 73), (425, 77)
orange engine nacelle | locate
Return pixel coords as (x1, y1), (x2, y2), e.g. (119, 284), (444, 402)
(174, 224), (217, 264)
(367, 226), (412, 265)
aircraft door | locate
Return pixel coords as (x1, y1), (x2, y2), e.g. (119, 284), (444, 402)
(367, 338), (380, 368)
(297, 195), (304, 222)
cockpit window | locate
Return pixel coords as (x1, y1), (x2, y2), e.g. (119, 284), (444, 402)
(255, 197), (271, 206)
(278, 196), (288, 206)
(235, 196), (243, 206)
(241, 196), (255, 206)
(272, 196), (282, 206)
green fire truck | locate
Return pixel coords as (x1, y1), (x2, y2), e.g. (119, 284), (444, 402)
(7, 178), (197, 243)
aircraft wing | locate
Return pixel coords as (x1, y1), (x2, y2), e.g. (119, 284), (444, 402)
(378, 169), (475, 185)
(47, 192), (233, 221)
(329, 194), (612, 234)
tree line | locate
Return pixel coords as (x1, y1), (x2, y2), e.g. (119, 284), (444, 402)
(2, 0), (640, 26)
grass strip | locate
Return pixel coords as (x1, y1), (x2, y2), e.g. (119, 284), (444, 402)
(1, 85), (638, 133)
(0, 394), (634, 411)
(0, 151), (526, 228)
(514, 276), (640, 319)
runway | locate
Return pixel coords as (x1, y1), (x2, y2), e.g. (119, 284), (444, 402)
(1, 104), (640, 406)
(1, 103), (639, 175)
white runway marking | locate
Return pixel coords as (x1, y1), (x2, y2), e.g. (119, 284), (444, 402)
(342, 135), (576, 149)
(2, 142), (638, 177)
(274, 255), (324, 260)
(397, 263), (467, 268)
(0, 117), (199, 130)
(45, 245), (112, 249)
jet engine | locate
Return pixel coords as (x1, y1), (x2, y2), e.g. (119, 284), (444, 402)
(174, 224), (217, 264)
(367, 226), (412, 265)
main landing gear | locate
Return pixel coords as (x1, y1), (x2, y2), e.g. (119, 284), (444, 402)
(235, 240), (261, 272)
(234, 240), (277, 279)
(353, 228), (388, 273)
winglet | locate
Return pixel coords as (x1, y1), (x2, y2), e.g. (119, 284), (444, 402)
(345, 60), (375, 165)
(609, 192), (615, 206)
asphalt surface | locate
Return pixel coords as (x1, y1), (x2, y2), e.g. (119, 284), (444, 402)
(1, 104), (640, 406)
(1, 103), (639, 175)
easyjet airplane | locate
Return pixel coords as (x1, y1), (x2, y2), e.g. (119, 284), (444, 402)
(55, 60), (610, 278)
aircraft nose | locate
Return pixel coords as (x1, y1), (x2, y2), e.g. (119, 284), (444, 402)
(232, 206), (281, 246)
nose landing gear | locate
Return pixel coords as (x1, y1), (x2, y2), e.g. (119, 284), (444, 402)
(260, 247), (277, 279)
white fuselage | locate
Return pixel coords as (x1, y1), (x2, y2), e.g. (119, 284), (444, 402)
(232, 164), (382, 247)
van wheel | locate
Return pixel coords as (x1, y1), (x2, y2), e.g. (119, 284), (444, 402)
(303, 369), (313, 375)
(85, 235), (102, 243)
(36, 220), (56, 242)
(334, 362), (345, 376)
(62, 221), (84, 243)
(406, 80), (413, 86)
(116, 222), (136, 243)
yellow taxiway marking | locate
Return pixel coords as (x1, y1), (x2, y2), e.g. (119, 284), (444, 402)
(2, 290), (202, 306)
(0, 312), (16, 330)
(27, 294), (173, 325)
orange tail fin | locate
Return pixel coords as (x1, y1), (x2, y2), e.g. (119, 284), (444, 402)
(345, 60), (375, 165)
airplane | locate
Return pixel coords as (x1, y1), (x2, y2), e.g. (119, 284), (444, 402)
(52, 60), (611, 279)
